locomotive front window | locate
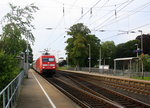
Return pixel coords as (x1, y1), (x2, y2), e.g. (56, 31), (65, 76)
(42, 58), (55, 62)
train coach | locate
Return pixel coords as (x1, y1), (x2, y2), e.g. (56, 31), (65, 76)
(33, 55), (57, 76)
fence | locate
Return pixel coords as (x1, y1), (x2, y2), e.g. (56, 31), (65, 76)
(68, 67), (150, 77)
(0, 70), (25, 108)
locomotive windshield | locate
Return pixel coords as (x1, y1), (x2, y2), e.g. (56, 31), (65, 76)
(42, 58), (55, 62)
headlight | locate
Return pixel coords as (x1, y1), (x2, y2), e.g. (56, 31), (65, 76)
(43, 64), (48, 66)
(50, 64), (55, 66)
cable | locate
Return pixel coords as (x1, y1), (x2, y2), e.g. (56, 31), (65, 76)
(39, 16), (64, 51)
(97, 1), (150, 29)
(101, 22), (150, 40)
(130, 23), (150, 31)
(84, 0), (110, 25)
(94, 0), (135, 29)
(89, 0), (130, 27)
(43, 0), (78, 51)
(68, 0), (78, 12)
(74, 0), (102, 23)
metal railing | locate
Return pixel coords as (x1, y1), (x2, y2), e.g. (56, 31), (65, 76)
(0, 70), (25, 108)
(68, 67), (150, 77)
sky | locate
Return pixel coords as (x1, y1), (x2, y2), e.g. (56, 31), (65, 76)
(0, 0), (150, 61)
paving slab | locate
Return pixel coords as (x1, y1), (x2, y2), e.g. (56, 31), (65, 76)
(16, 69), (79, 108)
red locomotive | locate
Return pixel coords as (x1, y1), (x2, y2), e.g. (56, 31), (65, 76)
(33, 54), (57, 76)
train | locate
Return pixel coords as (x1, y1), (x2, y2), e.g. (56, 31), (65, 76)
(33, 54), (57, 76)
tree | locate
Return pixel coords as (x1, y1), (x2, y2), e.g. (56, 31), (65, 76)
(86, 34), (100, 67)
(72, 34), (88, 67)
(0, 3), (38, 55)
(66, 23), (90, 67)
(136, 34), (150, 55)
(116, 40), (140, 58)
(0, 3), (38, 60)
(0, 51), (20, 91)
(1, 3), (39, 43)
(101, 41), (116, 68)
(142, 54), (150, 71)
(0, 3), (38, 90)
(65, 23), (100, 67)
(67, 23), (91, 37)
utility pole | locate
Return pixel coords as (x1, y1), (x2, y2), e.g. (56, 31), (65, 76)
(26, 38), (29, 78)
(135, 44), (139, 57)
(138, 30), (143, 54)
(88, 44), (91, 72)
(135, 44), (139, 73)
(66, 52), (69, 69)
(138, 30), (144, 79)
(99, 42), (101, 72)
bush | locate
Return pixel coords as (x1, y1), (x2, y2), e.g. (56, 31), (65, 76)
(0, 51), (20, 91)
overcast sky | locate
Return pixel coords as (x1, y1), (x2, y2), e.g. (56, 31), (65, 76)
(0, 0), (150, 60)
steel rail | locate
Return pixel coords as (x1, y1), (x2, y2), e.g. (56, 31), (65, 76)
(46, 77), (122, 108)
(58, 71), (150, 107)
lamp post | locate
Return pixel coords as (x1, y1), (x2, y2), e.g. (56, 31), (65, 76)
(88, 44), (91, 72)
(25, 39), (29, 78)
(66, 52), (69, 69)
(135, 44), (139, 73)
(20, 52), (25, 74)
(138, 30), (143, 54)
(138, 30), (144, 79)
(99, 42), (101, 71)
(135, 44), (139, 57)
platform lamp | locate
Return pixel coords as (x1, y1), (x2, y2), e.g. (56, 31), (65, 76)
(25, 39), (30, 78)
(99, 41), (102, 72)
(20, 52), (26, 76)
(88, 44), (91, 72)
(66, 52), (69, 69)
(135, 44), (139, 57)
(138, 30), (144, 79)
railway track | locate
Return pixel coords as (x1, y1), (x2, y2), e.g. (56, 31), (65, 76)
(46, 77), (121, 108)
(62, 71), (150, 96)
(57, 71), (150, 108)
(41, 70), (150, 108)
(63, 74), (150, 107)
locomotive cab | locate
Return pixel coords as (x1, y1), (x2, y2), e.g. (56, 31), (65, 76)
(42, 55), (57, 75)
(34, 55), (57, 76)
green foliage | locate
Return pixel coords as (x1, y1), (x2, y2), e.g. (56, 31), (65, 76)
(101, 41), (116, 68)
(0, 51), (20, 91)
(72, 34), (87, 66)
(136, 34), (150, 55)
(1, 3), (39, 43)
(67, 23), (91, 37)
(116, 40), (140, 58)
(0, 3), (38, 91)
(86, 34), (100, 67)
(66, 23), (100, 67)
(141, 54), (150, 71)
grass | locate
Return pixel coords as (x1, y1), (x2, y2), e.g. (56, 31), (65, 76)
(131, 77), (150, 81)
(58, 66), (68, 70)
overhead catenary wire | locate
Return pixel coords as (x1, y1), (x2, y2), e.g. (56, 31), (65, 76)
(47, 0), (150, 47)
(44, 0), (78, 51)
(101, 22), (150, 40)
(88, 0), (131, 29)
(74, 0), (103, 24)
(93, 0), (135, 30)
(40, 15), (65, 51)
(40, 0), (150, 56)
(97, 1), (150, 30)
(84, 0), (110, 25)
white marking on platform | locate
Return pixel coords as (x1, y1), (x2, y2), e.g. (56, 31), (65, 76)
(32, 72), (56, 108)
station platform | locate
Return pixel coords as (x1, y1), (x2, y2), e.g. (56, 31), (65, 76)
(16, 69), (79, 108)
